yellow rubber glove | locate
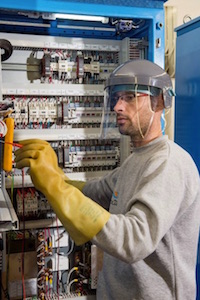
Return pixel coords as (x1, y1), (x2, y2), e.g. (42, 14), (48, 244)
(14, 139), (110, 245)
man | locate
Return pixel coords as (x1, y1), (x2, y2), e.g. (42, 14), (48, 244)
(15, 59), (200, 300)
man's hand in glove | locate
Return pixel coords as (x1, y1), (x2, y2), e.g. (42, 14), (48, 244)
(15, 139), (67, 191)
(14, 139), (110, 245)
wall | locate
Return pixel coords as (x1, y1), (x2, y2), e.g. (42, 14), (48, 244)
(164, 0), (200, 140)
(165, 0), (200, 26)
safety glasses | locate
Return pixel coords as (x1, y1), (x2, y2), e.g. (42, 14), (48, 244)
(112, 92), (148, 104)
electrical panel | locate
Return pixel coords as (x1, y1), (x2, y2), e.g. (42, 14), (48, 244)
(0, 1), (166, 299)
(0, 33), (133, 300)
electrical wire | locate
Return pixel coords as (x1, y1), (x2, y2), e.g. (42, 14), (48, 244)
(56, 217), (60, 299)
(66, 238), (74, 256)
(66, 267), (79, 286)
(5, 233), (10, 300)
(37, 231), (45, 299)
(21, 169), (26, 300)
(57, 236), (74, 257)
(0, 140), (23, 148)
(67, 278), (78, 294)
(0, 120), (7, 138)
(10, 172), (14, 204)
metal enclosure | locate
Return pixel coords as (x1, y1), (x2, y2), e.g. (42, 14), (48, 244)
(175, 17), (200, 172)
(174, 17), (200, 300)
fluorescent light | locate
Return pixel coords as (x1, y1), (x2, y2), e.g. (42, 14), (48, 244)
(42, 13), (109, 23)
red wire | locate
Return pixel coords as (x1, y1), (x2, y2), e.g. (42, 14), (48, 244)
(44, 228), (48, 296)
(56, 217), (60, 299)
(21, 169), (26, 299)
(0, 140), (23, 148)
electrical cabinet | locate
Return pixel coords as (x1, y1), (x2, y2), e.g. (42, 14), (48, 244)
(175, 17), (200, 173)
(0, 1), (167, 299)
(174, 16), (200, 300)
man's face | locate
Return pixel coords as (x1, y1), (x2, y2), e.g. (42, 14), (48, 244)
(113, 91), (154, 140)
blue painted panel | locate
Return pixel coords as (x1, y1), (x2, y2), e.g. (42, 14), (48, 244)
(0, 4), (162, 19)
(0, 0), (166, 14)
(175, 20), (200, 172)
(175, 16), (200, 37)
(0, 3), (165, 65)
(175, 17), (200, 300)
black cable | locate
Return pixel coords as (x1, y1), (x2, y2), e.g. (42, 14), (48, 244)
(0, 39), (13, 62)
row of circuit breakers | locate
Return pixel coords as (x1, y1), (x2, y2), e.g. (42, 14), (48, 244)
(27, 49), (119, 83)
(5, 95), (111, 128)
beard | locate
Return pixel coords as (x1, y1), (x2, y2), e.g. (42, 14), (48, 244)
(118, 122), (143, 140)
(117, 112), (154, 141)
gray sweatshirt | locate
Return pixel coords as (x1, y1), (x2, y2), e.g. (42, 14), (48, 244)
(83, 135), (200, 300)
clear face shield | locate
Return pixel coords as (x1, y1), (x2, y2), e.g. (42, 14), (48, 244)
(99, 86), (120, 140)
(100, 84), (161, 141)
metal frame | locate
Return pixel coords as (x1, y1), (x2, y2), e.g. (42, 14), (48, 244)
(0, 0), (166, 67)
(174, 17), (200, 300)
(0, 0), (166, 13)
(174, 17), (200, 172)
